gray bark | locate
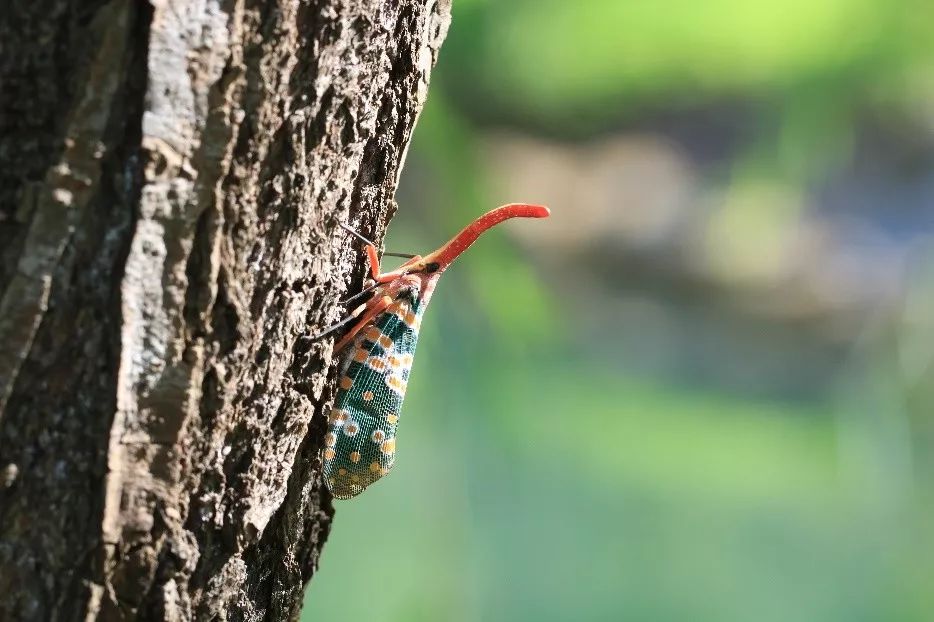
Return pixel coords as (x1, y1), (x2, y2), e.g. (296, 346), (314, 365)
(0, 0), (450, 619)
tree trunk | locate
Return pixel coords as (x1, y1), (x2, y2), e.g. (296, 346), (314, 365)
(0, 0), (450, 619)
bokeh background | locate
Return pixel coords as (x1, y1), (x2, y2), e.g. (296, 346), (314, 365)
(304, 1), (934, 620)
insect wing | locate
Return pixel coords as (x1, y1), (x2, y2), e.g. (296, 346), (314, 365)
(323, 288), (423, 498)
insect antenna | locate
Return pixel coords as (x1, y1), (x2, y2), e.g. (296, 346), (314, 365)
(338, 222), (416, 258)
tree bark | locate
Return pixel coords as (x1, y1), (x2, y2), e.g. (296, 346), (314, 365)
(0, 0), (450, 619)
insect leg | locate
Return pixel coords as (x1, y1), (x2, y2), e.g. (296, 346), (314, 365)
(307, 300), (369, 342)
(333, 295), (393, 352)
(340, 280), (378, 305)
(343, 224), (418, 282)
(365, 244), (382, 280)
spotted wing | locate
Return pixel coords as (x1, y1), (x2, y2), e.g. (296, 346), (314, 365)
(323, 286), (424, 499)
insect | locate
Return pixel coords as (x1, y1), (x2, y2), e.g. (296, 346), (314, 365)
(317, 203), (550, 499)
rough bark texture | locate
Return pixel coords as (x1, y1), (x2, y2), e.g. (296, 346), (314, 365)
(0, 0), (450, 619)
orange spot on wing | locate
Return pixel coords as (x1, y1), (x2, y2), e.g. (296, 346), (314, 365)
(340, 376), (353, 390)
(387, 375), (406, 393)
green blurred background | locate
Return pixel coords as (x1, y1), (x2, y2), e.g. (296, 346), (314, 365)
(304, 1), (934, 620)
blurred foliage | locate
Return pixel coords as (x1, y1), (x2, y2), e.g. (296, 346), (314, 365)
(442, 0), (934, 134)
(303, 1), (934, 621)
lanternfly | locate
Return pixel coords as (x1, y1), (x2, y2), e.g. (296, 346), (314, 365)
(315, 203), (550, 499)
